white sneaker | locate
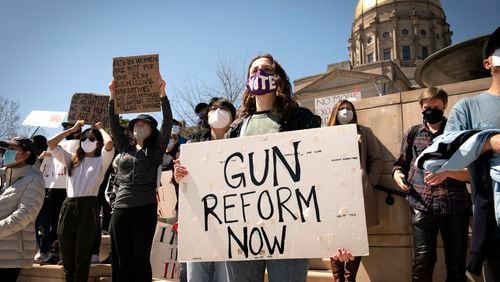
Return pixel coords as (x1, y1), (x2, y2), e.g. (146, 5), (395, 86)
(91, 254), (100, 264)
(34, 251), (49, 263)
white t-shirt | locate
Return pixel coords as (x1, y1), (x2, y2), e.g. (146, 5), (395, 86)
(40, 140), (79, 189)
(52, 144), (114, 198)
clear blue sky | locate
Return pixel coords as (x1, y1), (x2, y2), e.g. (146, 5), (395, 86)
(0, 0), (498, 137)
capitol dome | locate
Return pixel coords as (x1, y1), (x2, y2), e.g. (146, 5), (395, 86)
(349, 0), (451, 69)
(354, 0), (442, 19)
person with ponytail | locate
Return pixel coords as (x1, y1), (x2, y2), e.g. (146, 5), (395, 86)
(47, 120), (114, 281)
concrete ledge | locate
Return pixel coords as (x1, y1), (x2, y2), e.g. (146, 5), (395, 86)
(18, 264), (111, 282)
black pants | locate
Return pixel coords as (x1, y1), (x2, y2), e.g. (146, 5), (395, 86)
(35, 188), (51, 253)
(331, 256), (362, 282)
(410, 208), (469, 282)
(110, 203), (157, 282)
(0, 268), (21, 282)
(49, 189), (67, 249)
(58, 197), (99, 282)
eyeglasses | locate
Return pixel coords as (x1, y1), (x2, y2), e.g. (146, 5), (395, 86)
(81, 136), (96, 142)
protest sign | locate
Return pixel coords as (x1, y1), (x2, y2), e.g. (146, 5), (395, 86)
(22, 111), (66, 128)
(151, 221), (180, 281)
(178, 124), (368, 262)
(315, 91), (361, 125)
(157, 170), (178, 219)
(68, 93), (110, 127)
(112, 54), (161, 114)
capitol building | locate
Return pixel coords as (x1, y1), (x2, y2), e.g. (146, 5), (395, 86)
(295, 0), (453, 124)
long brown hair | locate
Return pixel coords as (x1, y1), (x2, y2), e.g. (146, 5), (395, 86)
(239, 54), (298, 119)
(68, 128), (103, 176)
(326, 100), (358, 126)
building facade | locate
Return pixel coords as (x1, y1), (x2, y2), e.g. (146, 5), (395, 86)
(294, 0), (452, 124)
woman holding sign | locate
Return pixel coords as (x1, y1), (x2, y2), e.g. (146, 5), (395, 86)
(174, 97), (237, 282)
(326, 100), (383, 282)
(108, 77), (172, 282)
(226, 54), (320, 281)
(47, 120), (115, 281)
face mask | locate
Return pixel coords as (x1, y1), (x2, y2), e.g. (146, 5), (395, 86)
(133, 125), (152, 141)
(337, 109), (354, 125)
(81, 139), (97, 153)
(246, 70), (277, 96)
(422, 108), (444, 124)
(172, 125), (180, 135)
(492, 48), (500, 67)
(208, 109), (231, 129)
(3, 149), (19, 167)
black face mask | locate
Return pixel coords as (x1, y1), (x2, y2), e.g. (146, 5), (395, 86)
(422, 108), (444, 124)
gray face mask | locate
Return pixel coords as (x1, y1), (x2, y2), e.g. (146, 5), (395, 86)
(337, 109), (354, 125)
(133, 125), (151, 141)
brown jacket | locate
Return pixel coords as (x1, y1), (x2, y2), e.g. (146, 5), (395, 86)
(357, 125), (383, 227)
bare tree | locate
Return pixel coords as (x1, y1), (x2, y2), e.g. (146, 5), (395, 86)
(0, 97), (21, 139)
(171, 57), (245, 125)
(0, 97), (44, 139)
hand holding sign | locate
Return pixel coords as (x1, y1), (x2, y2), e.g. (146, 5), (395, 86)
(108, 80), (116, 100)
(173, 159), (188, 184)
(159, 76), (166, 98)
(69, 120), (85, 134)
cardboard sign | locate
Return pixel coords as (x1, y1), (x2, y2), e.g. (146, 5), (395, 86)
(151, 221), (180, 281)
(314, 91), (361, 125)
(112, 54), (161, 114)
(68, 93), (110, 127)
(157, 170), (178, 219)
(178, 125), (368, 262)
(22, 111), (67, 128)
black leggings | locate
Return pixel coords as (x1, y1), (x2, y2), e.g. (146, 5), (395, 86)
(110, 203), (157, 282)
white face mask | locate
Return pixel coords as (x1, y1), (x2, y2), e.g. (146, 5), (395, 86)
(81, 139), (97, 153)
(133, 125), (152, 141)
(208, 109), (232, 129)
(492, 48), (500, 67)
(337, 109), (354, 125)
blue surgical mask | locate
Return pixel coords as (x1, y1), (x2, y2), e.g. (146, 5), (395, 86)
(3, 149), (18, 167)
(172, 125), (181, 135)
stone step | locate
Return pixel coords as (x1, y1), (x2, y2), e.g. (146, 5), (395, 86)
(18, 263), (111, 282)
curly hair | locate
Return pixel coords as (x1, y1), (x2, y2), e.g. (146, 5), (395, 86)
(239, 54), (298, 120)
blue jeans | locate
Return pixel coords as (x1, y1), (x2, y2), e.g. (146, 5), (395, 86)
(187, 261), (228, 282)
(226, 259), (308, 282)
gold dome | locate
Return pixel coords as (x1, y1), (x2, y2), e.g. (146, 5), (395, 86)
(354, 0), (442, 19)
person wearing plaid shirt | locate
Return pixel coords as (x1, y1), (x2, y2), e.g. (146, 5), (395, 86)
(393, 87), (471, 282)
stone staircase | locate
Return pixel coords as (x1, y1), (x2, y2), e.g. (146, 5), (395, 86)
(18, 234), (334, 281)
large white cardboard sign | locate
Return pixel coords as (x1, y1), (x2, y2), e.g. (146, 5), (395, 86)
(178, 125), (368, 262)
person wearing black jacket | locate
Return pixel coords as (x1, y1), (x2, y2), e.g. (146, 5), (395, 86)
(107, 77), (172, 282)
(225, 54), (320, 282)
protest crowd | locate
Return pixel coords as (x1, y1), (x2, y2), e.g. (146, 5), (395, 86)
(0, 26), (499, 282)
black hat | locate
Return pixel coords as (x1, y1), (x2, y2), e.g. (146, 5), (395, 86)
(483, 26), (500, 60)
(0, 136), (38, 157)
(195, 102), (208, 114)
(129, 114), (158, 131)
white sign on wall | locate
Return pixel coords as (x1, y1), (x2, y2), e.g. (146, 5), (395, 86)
(178, 125), (368, 262)
(314, 91), (361, 125)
